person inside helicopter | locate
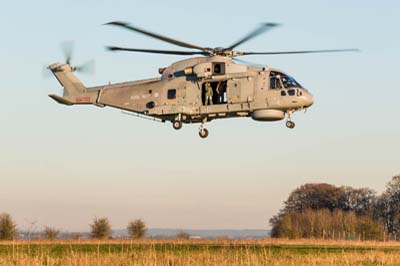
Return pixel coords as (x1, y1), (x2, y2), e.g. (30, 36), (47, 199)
(269, 71), (302, 90)
(202, 81), (227, 105)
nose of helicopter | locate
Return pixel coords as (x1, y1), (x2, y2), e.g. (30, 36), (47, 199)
(302, 90), (314, 108)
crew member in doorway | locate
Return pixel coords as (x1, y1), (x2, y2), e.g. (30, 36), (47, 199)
(216, 81), (223, 104)
(205, 82), (213, 105)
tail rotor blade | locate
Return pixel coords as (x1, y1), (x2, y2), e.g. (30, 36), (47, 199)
(42, 64), (53, 78)
(75, 60), (95, 75)
(61, 41), (74, 65)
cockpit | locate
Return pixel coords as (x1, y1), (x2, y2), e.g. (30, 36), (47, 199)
(269, 71), (313, 108)
(269, 71), (302, 89)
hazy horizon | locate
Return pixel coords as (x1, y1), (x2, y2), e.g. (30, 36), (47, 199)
(1, 0), (399, 232)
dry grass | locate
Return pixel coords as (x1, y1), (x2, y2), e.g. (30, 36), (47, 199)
(1, 239), (400, 265)
(3, 238), (400, 247)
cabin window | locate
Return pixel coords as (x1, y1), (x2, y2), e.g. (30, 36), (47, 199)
(281, 90), (287, 96)
(167, 89), (176, 99)
(288, 89), (296, 96)
(212, 62), (225, 75)
(146, 101), (155, 109)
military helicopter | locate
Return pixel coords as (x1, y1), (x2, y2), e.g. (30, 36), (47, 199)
(48, 21), (357, 138)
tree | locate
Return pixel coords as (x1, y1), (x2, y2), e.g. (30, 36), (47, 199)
(270, 209), (384, 240)
(375, 175), (400, 237)
(43, 226), (60, 240)
(0, 213), (17, 240)
(270, 182), (382, 239)
(90, 217), (111, 239)
(283, 183), (345, 213)
(127, 219), (147, 239)
(342, 187), (377, 216)
(176, 230), (190, 239)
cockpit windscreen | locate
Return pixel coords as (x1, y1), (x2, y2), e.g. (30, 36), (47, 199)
(270, 71), (302, 89)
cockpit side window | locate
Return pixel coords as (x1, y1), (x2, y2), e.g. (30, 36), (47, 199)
(269, 71), (283, 90)
(270, 77), (282, 89)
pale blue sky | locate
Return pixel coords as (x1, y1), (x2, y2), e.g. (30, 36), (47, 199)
(1, 0), (399, 231)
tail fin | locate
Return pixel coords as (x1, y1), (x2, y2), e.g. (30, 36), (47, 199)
(48, 63), (86, 97)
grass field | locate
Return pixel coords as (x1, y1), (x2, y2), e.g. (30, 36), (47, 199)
(1, 239), (400, 265)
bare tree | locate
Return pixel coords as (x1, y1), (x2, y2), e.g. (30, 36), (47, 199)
(176, 230), (190, 239)
(90, 217), (111, 239)
(43, 226), (60, 240)
(342, 186), (377, 215)
(375, 175), (400, 237)
(127, 219), (147, 239)
(0, 213), (17, 240)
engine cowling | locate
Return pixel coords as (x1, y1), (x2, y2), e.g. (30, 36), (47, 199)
(251, 109), (285, 121)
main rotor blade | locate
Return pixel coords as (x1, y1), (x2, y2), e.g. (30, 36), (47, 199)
(106, 46), (206, 56)
(105, 21), (206, 51)
(227, 23), (280, 50)
(239, 48), (360, 56)
(232, 58), (266, 68)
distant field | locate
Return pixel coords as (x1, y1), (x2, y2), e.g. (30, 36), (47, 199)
(1, 239), (400, 265)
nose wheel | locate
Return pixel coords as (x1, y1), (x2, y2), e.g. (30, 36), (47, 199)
(286, 111), (295, 129)
(199, 121), (209, 138)
(286, 120), (295, 129)
(199, 128), (209, 138)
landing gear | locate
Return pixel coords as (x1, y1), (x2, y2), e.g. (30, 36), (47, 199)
(172, 114), (183, 130)
(286, 110), (295, 129)
(172, 120), (182, 130)
(198, 119), (209, 138)
(286, 120), (295, 129)
(199, 128), (209, 138)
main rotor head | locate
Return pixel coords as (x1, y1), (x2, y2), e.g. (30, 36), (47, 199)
(105, 21), (358, 58)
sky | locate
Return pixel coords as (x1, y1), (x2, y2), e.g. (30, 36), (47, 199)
(0, 0), (399, 232)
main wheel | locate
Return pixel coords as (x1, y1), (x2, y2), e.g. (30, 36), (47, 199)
(199, 128), (209, 138)
(172, 120), (182, 130)
(286, 121), (295, 129)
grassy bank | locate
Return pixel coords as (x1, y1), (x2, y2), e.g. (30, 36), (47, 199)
(1, 239), (400, 265)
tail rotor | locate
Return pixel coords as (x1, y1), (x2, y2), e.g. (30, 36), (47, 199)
(60, 41), (95, 75)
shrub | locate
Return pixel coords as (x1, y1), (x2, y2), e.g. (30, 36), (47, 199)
(0, 213), (17, 240)
(127, 219), (147, 239)
(90, 217), (111, 239)
(43, 226), (60, 240)
(176, 231), (190, 239)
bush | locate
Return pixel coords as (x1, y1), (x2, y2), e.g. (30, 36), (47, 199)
(176, 230), (190, 239)
(271, 209), (384, 240)
(0, 213), (17, 240)
(43, 226), (60, 240)
(127, 219), (147, 239)
(90, 217), (111, 239)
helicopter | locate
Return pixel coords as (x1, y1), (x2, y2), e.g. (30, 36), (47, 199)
(48, 21), (357, 138)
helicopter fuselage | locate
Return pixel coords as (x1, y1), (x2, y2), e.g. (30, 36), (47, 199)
(90, 56), (312, 121)
(49, 56), (313, 137)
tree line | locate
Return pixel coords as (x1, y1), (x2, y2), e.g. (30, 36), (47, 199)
(0, 215), (146, 240)
(270, 175), (400, 240)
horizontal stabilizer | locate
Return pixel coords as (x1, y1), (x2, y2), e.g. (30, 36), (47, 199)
(48, 94), (73, 106)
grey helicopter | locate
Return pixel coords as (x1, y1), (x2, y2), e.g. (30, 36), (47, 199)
(48, 21), (357, 138)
